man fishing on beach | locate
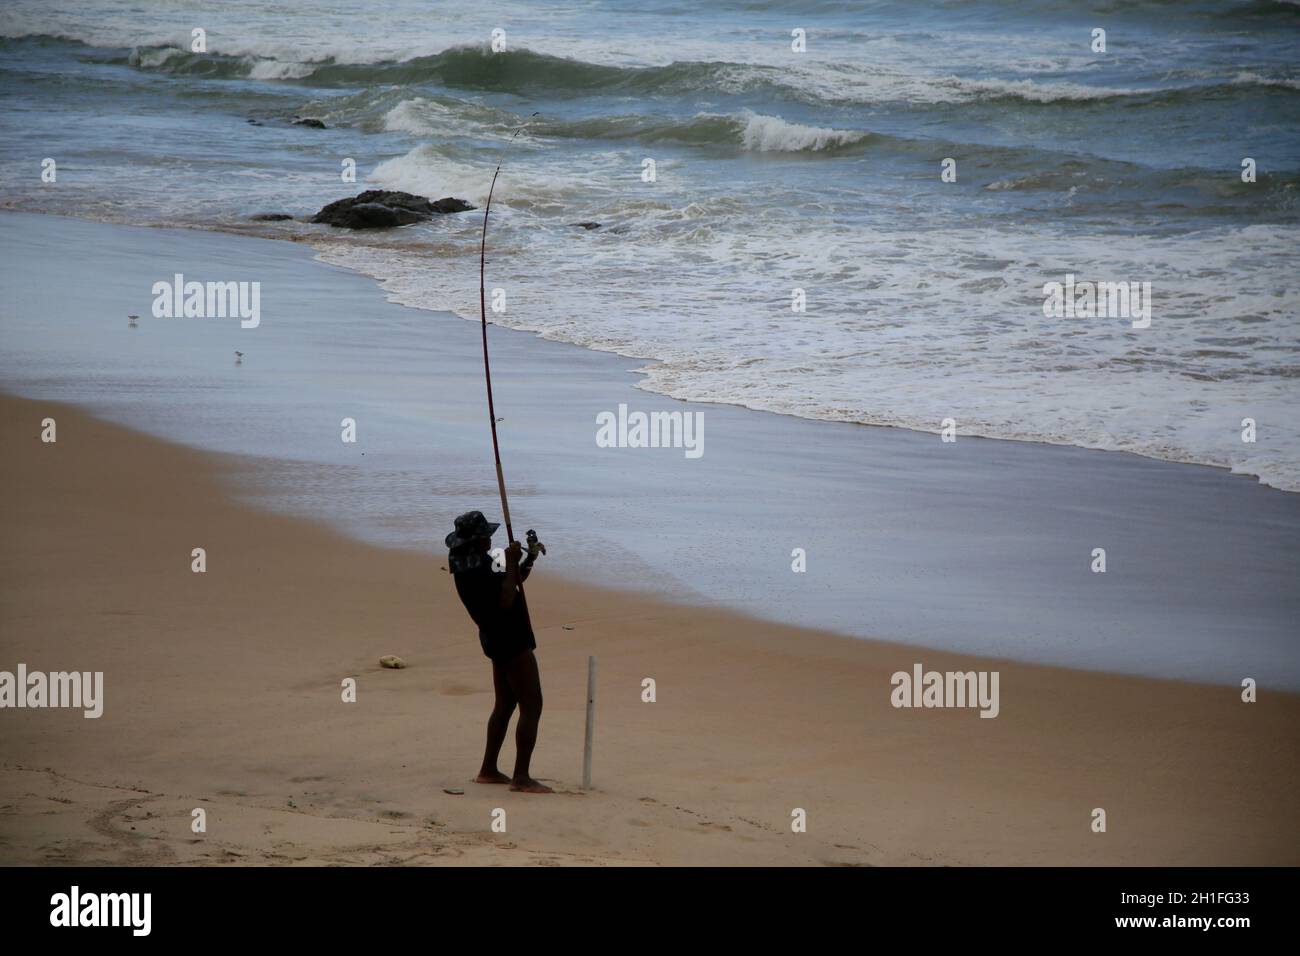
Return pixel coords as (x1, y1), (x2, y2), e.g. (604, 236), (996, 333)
(446, 511), (551, 793)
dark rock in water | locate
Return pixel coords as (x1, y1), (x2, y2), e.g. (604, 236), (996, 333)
(293, 117), (327, 129)
(246, 118), (264, 126)
(312, 190), (476, 229)
(572, 221), (602, 230)
(338, 202), (423, 228)
(250, 213), (294, 221)
(430, 197), (476, 214)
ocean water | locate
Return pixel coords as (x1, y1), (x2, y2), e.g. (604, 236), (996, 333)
(1, 1), (1298, 489)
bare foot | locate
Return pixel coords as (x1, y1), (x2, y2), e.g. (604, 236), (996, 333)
(509, 777), (554, 793)
(474, 770), (511, 784)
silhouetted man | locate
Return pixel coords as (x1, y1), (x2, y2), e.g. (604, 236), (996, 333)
(446, 511), (550, 793)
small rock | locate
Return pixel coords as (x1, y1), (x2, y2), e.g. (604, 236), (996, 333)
(293, 117), (327, 129)
(379, 655), (406, 669)
(311, 190), (476, 229)
(562, 625), (575, 631)
(429, 196), (475, 214)
(250, 213), (294, 221)
(443, 788), (464, 796)
(343, 202), (424, 228)
(572, 221), (602, 230)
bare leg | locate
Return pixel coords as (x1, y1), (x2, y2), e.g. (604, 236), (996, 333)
(504, 650), (551, 793)
(475, 658), (516, 783)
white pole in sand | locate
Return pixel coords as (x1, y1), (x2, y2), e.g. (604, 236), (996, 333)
(583, 655), (596, 790)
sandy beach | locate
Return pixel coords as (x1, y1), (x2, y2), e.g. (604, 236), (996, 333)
(2, 392), (1297, 866)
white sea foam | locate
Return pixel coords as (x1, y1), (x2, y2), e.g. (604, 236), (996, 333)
(383, 99), (451, 135)
(367, 149), (494, 204)
(1233, 71), (1300, 91)
(128, 46), (185, 69)
(737, 112), (867, 152)
(380, 98), (523, 141)
(367, 145), (598, 208)
(950, 77), (1148, 102)
(246, 58), (318, 80)
(314, 193), (1300, 494)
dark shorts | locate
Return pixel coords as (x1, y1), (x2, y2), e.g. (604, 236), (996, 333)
(479, 630), (536, 664)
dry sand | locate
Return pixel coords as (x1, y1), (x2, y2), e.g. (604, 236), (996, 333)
(1, 393), (1296, 866)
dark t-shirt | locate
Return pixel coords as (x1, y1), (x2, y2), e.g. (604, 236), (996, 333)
(452, 552), (535, 663)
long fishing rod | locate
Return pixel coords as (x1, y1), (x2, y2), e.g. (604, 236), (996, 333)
(479, 117), (537, 615)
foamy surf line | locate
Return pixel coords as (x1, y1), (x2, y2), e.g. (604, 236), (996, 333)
(311, 219), (1300, 497)
(2, 211), (1298, 689)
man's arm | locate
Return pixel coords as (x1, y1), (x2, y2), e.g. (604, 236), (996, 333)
(498, 541), (536, 608)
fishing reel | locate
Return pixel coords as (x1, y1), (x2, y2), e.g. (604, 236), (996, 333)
(525, 529), (547, 560)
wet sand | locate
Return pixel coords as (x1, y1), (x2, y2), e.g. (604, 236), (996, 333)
(3, 212), (1299, 688)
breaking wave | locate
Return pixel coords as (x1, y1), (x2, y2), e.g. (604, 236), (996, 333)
(94, 41), (1299, 108)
